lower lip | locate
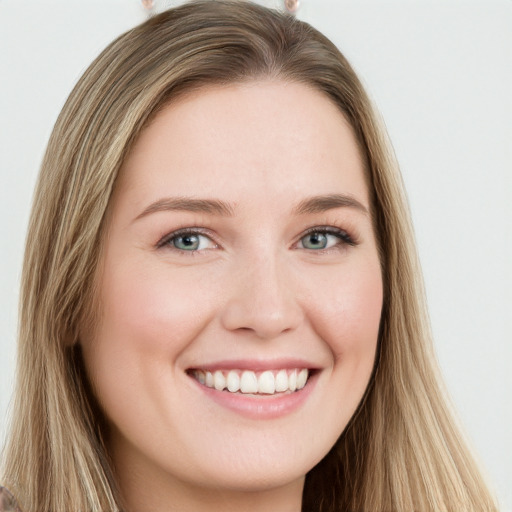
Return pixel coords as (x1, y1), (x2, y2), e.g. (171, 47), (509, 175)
(188, 372), (318, 420)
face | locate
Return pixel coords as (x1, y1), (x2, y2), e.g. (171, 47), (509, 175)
(81, 81), (383, 506)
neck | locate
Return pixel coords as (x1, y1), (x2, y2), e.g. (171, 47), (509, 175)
(118, 467), (305, 512)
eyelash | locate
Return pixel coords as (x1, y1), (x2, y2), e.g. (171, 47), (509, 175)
(299, 226), (357, 251)
(156, 227), (216, 254)
(156, 225), (357, 254)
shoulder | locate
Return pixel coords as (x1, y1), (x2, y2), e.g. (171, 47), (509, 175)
(0, 487), (21, 512)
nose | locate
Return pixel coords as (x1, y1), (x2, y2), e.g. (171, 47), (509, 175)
(220, 252), (303, 340)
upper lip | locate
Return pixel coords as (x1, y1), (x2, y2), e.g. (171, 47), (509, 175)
(187, 358), (321, 372)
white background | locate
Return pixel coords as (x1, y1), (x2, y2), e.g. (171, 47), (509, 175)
(1, 0), (510, 509)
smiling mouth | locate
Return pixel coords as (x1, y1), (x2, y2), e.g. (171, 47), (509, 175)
(188, 368), (310, 395)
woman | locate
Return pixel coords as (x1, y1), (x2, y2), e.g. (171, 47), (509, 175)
(0, 1), (498, 510)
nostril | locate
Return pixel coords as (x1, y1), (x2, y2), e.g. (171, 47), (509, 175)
(220, 301), (302, 339)
(218, 261), (303, 338)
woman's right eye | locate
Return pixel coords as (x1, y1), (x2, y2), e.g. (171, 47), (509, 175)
(158, 230), (217, 252)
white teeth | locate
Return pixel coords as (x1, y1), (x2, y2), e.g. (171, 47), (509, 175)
(258, 371), (275, 394)
(214, 370), (226, 391)
(297, 368), (308, 390)
(289, 369), (297, 392)
(226, 370), (240, 392)
(275, 369), (288, 392)
(240, 371), (259, 393)
(193, 368), (310, 395)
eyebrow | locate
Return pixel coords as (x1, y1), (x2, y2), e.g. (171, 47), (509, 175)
(134, 193), (368, 222)
(134, 197), (235, 221)
(293, 194), (369, 216)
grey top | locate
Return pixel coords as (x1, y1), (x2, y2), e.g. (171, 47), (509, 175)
(0, 488), (21, 512)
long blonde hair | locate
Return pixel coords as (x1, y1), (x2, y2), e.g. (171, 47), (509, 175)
(1, 1), (498, 510)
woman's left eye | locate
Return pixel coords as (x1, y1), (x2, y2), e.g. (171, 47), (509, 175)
(159, 231), (216, 252)
(298, 228), (354, 251)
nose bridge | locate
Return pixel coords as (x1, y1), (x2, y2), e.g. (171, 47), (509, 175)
(220, 245), (302, 339)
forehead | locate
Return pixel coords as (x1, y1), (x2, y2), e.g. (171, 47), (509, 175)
(116, 80), (369, 212)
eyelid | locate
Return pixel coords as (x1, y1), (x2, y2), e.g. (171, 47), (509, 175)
(156, 227), (219, 251)
(296, 225), (357, 250)
(155, 224), (358, 253)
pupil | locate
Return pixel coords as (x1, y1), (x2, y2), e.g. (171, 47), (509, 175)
(182, 236), (195, 246)
(175, 235), (198, 249)
(308, 232), (326, 248)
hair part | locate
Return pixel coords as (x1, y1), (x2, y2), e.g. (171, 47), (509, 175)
(1, 1), (498, 510)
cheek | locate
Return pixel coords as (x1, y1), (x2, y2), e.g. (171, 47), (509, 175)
(98, 259), (218, 357)
(306, 260), (383, 368)
(80, 259), (219, 420)
(317, 262), (383, 429)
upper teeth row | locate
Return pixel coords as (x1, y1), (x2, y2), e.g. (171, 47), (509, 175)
(192, 369), (309, 395)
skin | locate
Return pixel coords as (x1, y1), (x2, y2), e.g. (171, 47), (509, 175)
(81, 80), (383, 512)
